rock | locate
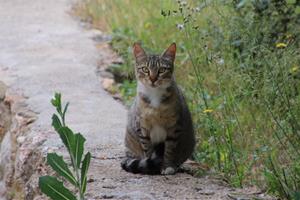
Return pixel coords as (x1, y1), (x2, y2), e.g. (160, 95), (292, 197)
(112, 93), (122, 101)
(101, 78), (115, 91)
(198, 190), (215, 195)
(89, 29), (112, 43)
(89, 29), (103, 37)
(195, 187), (203, 192)
(228, 192), (273, 200)
(87, 178), (95, 183)
(17, 136), (26, 144)
(228, 193), (256, 200)
(180, 159), (210, 175)
(0, 89), (11, 143)
(102, 185), (117, 189)
(119, 191), (156, 200)
(0, 81), (7, 101)
(100, 194), (115, 199)
(99, 70), (114, 79)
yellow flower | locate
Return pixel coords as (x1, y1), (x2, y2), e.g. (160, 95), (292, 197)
(286, 34), (293, 39)
(290, 66), (299, 73)
(144, 22), (152, 29)
(203, 109), (213, 113)
(220, 152), (226, 162)
(276, 43), (287, 48)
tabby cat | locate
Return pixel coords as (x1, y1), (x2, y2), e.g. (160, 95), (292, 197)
(121, 43), (195, 175)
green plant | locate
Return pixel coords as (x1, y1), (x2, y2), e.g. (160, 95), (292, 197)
(39, 93), (91, 200)
(165, 0), (300, 197)
(119, 80), (137, 107)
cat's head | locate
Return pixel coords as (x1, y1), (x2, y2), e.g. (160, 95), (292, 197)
(133, 43), (176, 88)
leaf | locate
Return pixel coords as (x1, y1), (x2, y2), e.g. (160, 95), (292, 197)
(52, 114), (62, 131)
(53, 92), (62, 114)
(51, 92), (61, 107)
(236, 0), (247, 9)
(81, 152), (91, 194)
(51, 93), (59, 107)
(294, 191), (300, 200)
(55, 92), (61, 106)
(287, 0), (296, 3)
(39, 176), (77, 200)
(296, 6), (300, 15)
(51, 99), (58, 107)
(74, 133), (86, 168)
(63, 102), (70, 118)
(56, 126), (75, 155)
(47, 153), (77, 186)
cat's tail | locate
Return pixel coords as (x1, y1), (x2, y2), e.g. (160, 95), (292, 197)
(121, 143), (164, 175)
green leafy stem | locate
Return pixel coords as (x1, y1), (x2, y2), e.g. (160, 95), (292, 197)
(39, 93), (91, 200)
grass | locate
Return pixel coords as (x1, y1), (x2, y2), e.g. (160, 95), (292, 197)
(75, 0), (300, 199)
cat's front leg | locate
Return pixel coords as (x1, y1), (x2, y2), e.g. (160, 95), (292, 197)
(138, 127), (153, 157)
(161, 136), (178, 175)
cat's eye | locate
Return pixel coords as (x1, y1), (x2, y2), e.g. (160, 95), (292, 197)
(141, 67), (149, 74)
(158, 68), (167, 74)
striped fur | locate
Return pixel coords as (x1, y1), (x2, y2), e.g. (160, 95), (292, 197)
(121, 43), (195, 175)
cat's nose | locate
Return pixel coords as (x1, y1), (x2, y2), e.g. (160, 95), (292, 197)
(149, 75), (158, 83)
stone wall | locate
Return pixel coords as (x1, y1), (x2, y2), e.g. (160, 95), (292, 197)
(0, 81), (12, 198)
(0, 81), (46, 200)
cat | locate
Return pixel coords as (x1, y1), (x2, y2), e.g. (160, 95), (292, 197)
(121, 42), (195, 175)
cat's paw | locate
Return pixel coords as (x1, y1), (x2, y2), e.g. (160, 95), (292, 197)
(161, 167), (176, 175)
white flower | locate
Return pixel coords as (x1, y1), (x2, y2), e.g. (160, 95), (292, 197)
(180, 1), (187, 6)
(217, 58), (225, 65)
(176, 24), (184, 30)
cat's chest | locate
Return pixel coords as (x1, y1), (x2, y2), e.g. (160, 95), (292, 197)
(142, 87), (165, 108)
(138, 84), (177, 128)
(139, 100), (177, 129)
(140, 107), (177, 144)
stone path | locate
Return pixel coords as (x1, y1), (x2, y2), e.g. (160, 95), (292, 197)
(0, 0), (273, 199)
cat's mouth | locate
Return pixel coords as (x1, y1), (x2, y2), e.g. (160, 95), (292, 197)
(149, 81), (162, 88)
(147, 80), (170, 88)
(150, 83), (157, 87)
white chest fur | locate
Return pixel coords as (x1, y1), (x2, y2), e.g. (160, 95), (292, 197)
(138, 82), (167, 108)
(150, 125), (167, 144)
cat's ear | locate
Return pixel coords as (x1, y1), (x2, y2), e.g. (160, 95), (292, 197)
(162, 43), (176, 63)
(133, 43), (147, 62)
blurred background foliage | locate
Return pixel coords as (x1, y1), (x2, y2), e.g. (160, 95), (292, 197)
(75, 0), (300, 199)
